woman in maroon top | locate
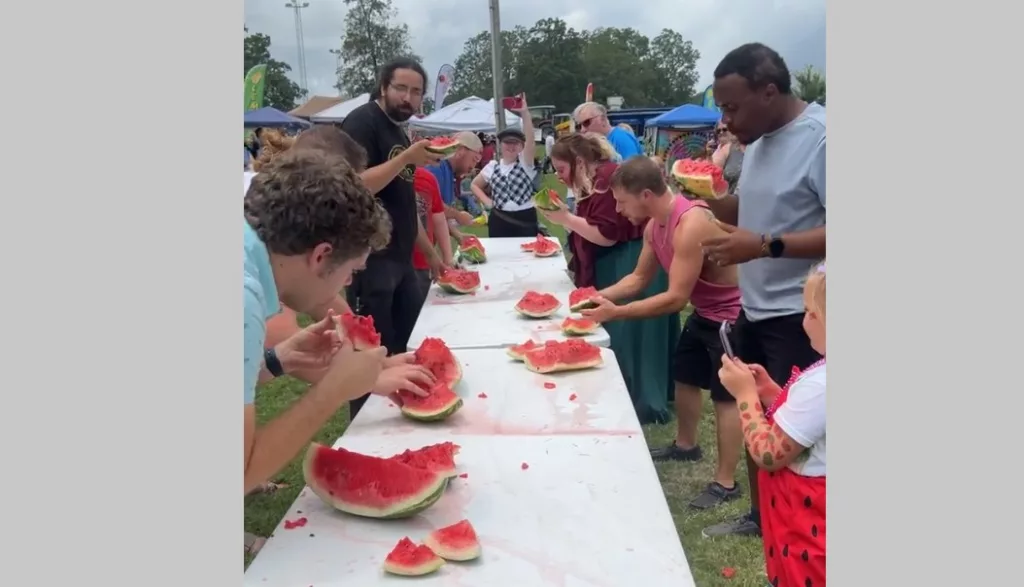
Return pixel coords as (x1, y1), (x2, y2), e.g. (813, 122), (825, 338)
(539, 133), (679, 424)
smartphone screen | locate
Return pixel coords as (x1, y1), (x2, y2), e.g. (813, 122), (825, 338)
(502, 96), (523, 110)
(719, 321), (736, 359)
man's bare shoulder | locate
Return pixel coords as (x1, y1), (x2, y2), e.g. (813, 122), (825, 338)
(673, 204), (718, 244)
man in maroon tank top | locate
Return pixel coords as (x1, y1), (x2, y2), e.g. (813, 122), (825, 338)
(581, 156), (747, 510)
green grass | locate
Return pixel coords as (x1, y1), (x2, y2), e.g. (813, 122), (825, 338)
(244, 175), (765, 584)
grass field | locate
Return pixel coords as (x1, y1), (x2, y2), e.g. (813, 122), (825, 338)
(244, 174), (766, 586)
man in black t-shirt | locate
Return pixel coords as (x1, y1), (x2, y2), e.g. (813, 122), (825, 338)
(341, 56), (444, 418)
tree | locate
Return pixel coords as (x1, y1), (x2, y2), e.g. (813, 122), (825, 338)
(647, 29), (701, 106)
(581, 27), (660, 107)
(793, 65), (826, 105)
(243, 31), (305, 111)
(421, 97), (436, 114)
(336, 0), (419, 96)
(511, 18), (588, 111)
(447, 26), (528, 104)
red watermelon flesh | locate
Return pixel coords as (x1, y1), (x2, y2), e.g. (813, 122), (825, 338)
(383, 537), (445, 576)
(332, 311), (381, 350)
(414, 337), (463, 386)
(523, 339), (603, 374)
(561, 316), (600, 335)
(302, 444), (448, 519)
(424, 519), (482, 561)
(532, 236), (561, 258)
(398, 381), (464, 422)
(437, 268), (481, 294)
(389, 442), (461, 478)
(568, 286), (600, 311)
(506, 339), (558, 361)
(519, 233), (548, 251)
(425, 136), (462, 156)
(532, 188), (563, 211)
(670, 158), (729, 199)
(459, 236), (487, 263)
(515, 291), (561, 318)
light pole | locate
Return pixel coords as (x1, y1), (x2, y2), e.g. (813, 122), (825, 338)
(488, 0), (505, 131)
(285, 2), (310, 95)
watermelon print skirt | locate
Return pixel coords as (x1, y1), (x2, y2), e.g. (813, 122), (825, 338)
(593, 238), (679, 425)
(758, 467), (826, 587)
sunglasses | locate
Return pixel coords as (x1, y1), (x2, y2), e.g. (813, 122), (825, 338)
(714, 127), (728, 135)
(578, 115), (600, 129)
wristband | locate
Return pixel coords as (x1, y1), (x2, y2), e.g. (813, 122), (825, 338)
(264, 348), (285, 377)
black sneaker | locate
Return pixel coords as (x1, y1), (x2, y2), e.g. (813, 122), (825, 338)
(649, 443), (703, 462)
(688, 482), (742, 510)
(701, 512), (762, 538)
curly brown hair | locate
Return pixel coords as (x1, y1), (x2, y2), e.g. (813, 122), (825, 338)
(244, 150), (391, 264)
(251, 129), (295, 172)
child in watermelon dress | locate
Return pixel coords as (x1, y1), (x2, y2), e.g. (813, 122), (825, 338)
(718, 262), (826, 587)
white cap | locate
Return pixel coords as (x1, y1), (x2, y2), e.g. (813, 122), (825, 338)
(453, 131), (483, 152)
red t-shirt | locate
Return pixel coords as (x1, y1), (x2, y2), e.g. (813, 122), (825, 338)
(412, 168), (445, 270)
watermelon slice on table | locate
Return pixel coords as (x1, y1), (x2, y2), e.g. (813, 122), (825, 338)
(519, 234), (543, 252)
(459, 236), (487, 264)
(437, 268), (481, 294)
(383, 537), (446, 576)
(561, 316), (599, 336)
(332, 311), (381, 350)
(568, 286), (600, 311)
(506, 339), (557, 361)
(532, 188), (563, 211)
(388, 441), (461, 478)
(532, 236), (561, 258)
(514, 291), (561, 318)
(414, 337), (463, 387)
(523, 339), (603, 374)
(424, 136), (463, 157)
(302, 444), (448, 519)
(423, 519), (482, 561)
(670, 158), (729, 199)
(398, 381), (464, 422)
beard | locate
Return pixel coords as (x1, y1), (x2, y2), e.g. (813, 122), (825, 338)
(384, 97), (416, 122)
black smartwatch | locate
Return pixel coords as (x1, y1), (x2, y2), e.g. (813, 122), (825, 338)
(264, 348), (285, 378)
(767, 236), (786, 259)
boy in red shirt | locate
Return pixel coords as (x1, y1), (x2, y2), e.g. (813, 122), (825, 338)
(412, 167), (453, 304)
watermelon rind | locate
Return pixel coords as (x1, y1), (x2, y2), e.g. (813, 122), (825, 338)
(402, 396), (464, 422)
(561, 318), (599, 336)
(423, 520), (482, 561)
(533, 242), (561, 258)
(671, 159), (727, 200)
(568, 288), (600, 312)
(439, 281), (479, 294)
(302, 444), (448, 519)
(460, 245), (487, 264)
(383, 539), (446, 576)
(532, 188), (562, 212)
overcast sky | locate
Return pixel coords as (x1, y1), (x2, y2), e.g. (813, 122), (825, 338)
(244, 0), (825, 101)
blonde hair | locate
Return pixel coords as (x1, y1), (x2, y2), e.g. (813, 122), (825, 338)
(252, 129), (296, 172)
(805, 261), (826, 318)
(550, 133), (615, 200)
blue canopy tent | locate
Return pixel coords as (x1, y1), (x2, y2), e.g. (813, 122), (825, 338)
(244, 107), (311, 129)
(646, 104), (721, 129)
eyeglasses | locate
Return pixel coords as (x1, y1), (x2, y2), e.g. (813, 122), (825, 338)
(714, 127), (728, 135)
(389, 84), (423, 98)
(578, 115), (601, 129)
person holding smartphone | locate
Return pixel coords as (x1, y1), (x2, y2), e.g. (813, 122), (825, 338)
(580, 155), (746, 511)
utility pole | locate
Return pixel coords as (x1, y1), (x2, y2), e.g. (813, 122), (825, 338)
(488, 0), (505, 131)
(285, 2), (310, 95)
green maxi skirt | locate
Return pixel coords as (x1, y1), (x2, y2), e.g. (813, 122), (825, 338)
(592, 239), (679, 425)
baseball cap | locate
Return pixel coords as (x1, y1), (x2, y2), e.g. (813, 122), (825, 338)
(453, 131), (483, 153)
(496, 127), (526, 143)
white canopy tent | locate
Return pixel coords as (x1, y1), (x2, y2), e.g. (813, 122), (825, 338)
(309, 93), (371, 123)
(409, 96), (522, 134)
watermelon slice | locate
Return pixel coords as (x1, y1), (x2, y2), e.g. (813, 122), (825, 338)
(424, 136), (462, 157)
(424, 519), (482, 561)
(398, 381), (464, 422)
(507, 339), (546, 361)
(514, 291), (561, 318)
(561, 316), (599, 336)
(523, 339), (603, 374)
(532, 236), (561, 258)
(519, 234), (545, 252)
(670, 158), (729, 199)
(414, 337), (463, 387)
(332, 311), (381, 350)
(302, 444), (448, 519)
(389, 441), (461, 478)
(437, 268), (481, 294)
(568, 286), (600, 311)
(459, 236), (487, 264)
(532, 188), (563, 211)
(383, 537), (446, 576)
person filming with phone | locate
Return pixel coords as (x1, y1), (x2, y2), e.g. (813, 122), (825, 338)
(579, 156), (748, 511)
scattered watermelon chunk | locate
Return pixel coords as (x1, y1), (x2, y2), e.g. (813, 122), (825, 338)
(423, 519), (482, 562)
(383, 537), (445, 576)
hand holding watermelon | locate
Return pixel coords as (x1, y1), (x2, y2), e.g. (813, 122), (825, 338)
(404, 140), (445, 167)
(373, 364), (434, 405)
(579, 296), (621, 323)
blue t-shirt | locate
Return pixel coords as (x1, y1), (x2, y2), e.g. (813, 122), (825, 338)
(425, 160), (456, 206)
(607, 127), (644, 160)
(243, 220), (281, 405)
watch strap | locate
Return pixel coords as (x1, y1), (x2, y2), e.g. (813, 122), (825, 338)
(264, 348), (285, 377)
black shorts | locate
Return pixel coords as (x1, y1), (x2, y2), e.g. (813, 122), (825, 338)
(673, 312), (736, 403)
(734, 311), (822, 387)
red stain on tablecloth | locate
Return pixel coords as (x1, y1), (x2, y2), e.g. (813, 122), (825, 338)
(283, 517), (308, 529)
(543, 382), (556, 389)
(477, 392), (488, 398)
(568, 393), (577, 401)
(521, 462), (530, 470)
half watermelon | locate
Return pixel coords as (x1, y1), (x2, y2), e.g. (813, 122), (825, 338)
(515, 291), (561, 318)
(425, 136), (462, 157)
(398, 381), (464, 422)
(388, 441), (461, 478)
(303, 444), (448, 519)
(423, 519), (482, 561)
(383, 537), (446, 576)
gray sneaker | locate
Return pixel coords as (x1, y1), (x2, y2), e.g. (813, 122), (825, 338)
(688, 481), (741, 510)
(701, 512), (762, 538)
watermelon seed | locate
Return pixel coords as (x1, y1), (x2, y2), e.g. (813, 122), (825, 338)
(309, 533), (315, 537)
(296, 510), (302, 514)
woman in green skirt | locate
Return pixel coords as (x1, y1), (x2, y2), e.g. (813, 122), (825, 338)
(539, 134), (679, 424)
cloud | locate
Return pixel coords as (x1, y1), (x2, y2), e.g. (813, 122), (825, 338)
(244, 0), (825, 101)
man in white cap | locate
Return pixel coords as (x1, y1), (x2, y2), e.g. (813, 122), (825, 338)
(426, 130), (484, 222)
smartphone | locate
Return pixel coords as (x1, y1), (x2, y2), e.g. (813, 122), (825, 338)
(502, 95), (523, 110)
(719, 321), (736, 359)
